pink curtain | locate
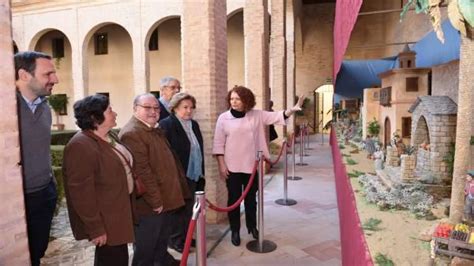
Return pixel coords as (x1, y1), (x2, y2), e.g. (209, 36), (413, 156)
(330, 127), (373, 266)
(333, 0), (363, 80)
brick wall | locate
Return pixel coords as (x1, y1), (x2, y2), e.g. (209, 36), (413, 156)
(0, 0), (30, 263)
(182, 0), (228, 223)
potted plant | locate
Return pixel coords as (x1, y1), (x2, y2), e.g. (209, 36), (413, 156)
(48, 94), (68, 131)
(367, 118), (380, 139)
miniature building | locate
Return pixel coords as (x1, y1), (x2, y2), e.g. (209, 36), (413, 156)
(361, 87), (381, 139)
(377, 45), (431, 147)
(409, 96), (457, 183)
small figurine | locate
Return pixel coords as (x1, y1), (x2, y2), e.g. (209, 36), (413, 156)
(464, 172), (474, 222)
(390, 131), (405, 156)
(373, 146), (385, 170)
(364, 135), (376, 159)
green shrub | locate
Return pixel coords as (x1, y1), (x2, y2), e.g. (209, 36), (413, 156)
(51, 145), (65, 167)
(52, 166), (65, 205)
(51, 130), (77, 145)
(374, 253), (394, 266)
(367, 118), (380, 136)
(346, 158), (358, 165)
(362, 218), (382, 231)
(348, 170), (365, 178)
(339, 144), (346, 150)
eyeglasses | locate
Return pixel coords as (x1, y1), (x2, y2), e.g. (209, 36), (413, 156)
(167, 85), (182, 91)
(137, 105), (160, 112)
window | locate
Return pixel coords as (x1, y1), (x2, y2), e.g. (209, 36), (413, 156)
(407, 60), (412, 68)
(52, 38), (64, 58)
(380, 87), (392, 106)
(149, 29), (159, 51)
(402, 117), (412, 138)
(406, 77), (419, 92)
(94, 33), (108, 55)
(373, 91), (379, 100)
(150, 91), (160, 98)
(97, 92), (110, 98)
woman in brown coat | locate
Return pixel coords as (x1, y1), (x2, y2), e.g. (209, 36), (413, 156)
(63, 94), (134, 266)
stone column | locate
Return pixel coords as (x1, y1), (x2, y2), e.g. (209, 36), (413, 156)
(271, 0), (287, 138)
(0, 1), (30, 263)
(285, 0), (295, 133)
(181, 0), (228, 223)
(132, 33), (147, 95)
(71, 38), (86, 103)
(244, 0), (270, 110)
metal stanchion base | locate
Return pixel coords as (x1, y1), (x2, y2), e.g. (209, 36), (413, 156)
(304, 154), (310, 157)
(306, 147), (314, 150)
(288, 176), (303, 180)
(247, 240), (277, 253)
(275, 198), (297, 206)
(295, 163), (308, 166)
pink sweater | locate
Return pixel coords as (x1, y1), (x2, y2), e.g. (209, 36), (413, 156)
(212, 109), (287, 174)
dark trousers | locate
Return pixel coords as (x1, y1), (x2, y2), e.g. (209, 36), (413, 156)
(132, 212), (176, 266)
(169, 178), (205, 247)
(24, 180), (57, 266)
(94, 244), (128, 266)
(226, 172), (258, 232)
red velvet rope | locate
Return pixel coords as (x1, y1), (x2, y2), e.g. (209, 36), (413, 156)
(264, 140), (286, 166)
(180, 217), (198, 266)
(206, 160), (259, 212)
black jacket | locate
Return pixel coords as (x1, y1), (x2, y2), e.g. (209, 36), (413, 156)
(158, 100), (170, 122)
(159, 114), (205, 177)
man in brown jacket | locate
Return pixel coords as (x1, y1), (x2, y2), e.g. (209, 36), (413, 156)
(119, 93), (190, 266)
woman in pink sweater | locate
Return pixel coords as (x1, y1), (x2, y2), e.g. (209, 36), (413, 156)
(212, 86), (304, 246)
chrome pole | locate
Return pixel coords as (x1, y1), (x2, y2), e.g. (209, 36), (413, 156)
(195, 192), (206, 266)
(296, 126), (308, 166)
(247, 151), (277, 253)
(275, 139), (297, 206)
(288, 134), (303, 180)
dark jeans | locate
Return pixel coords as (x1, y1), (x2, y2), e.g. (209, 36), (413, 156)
(132, 212), (176, 266)
(24, 180), (57, 266)
(94, 244), (128, 266)
(169, 178), (205, 247)
(226, 172), (258, 232)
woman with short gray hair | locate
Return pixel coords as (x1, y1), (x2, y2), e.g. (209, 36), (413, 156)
(160, 92), (205, 252)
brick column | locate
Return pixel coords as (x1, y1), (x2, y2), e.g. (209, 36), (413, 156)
(0, 1), (30, 263)
(181, 0), (228, 223)
(244, 0), (270, 110)
(285, 0), (295, 133)
(271, 0), (287, 138)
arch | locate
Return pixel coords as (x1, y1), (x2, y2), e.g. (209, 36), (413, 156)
(413, 115), (430, 147)
(145, 17), (182, 92)
(384, 117), (391, 147)
(227, 10), (244, 89)
(227, 7), (243, 20)
(28, 28), (73, 52)
(32, 29), (74, 129)
(314, 84), (334, 132)
(83, 22), (134, 127)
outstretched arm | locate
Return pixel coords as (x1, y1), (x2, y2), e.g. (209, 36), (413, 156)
(284, 94), (306, 117)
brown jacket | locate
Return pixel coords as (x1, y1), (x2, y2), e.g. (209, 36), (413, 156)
(62, 131), (134, 246)
(119, 116), (190, 218)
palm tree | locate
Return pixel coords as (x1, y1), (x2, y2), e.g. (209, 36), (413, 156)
(449, 34), (473, 223)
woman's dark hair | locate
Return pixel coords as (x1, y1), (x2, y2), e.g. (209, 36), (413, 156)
(226, 86), (256, 112)
(74, 94), (110, 130)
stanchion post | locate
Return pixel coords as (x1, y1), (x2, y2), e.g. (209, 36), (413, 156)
(296, 125), (308, 166)
(195, 191), (206, 266)
(275, 139), (297, 206)
(288, 133), (303, 180)
(306, 123), (313, 150)
(247, 151), (277, 253)
(303, 123), (310, 156)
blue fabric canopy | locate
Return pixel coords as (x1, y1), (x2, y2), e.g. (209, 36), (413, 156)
(334, 19), (460, 101)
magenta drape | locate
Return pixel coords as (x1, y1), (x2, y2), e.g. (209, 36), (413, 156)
(330, 127), (373, 266)
(333, 0), (363, 80)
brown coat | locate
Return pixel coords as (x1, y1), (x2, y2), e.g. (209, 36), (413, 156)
(119, 116), (190, 218)
(62, 131), (134, 246)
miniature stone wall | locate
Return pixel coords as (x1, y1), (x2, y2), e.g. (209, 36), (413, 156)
(386, 146), (400, 166)
(410, 96), (457, 182)
(400, 154), (416, 181)
(415, 148), (431, 177)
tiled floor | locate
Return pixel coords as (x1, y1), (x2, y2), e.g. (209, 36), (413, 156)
(42, 134), (341, 266)
(189, 134), (341, 265)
